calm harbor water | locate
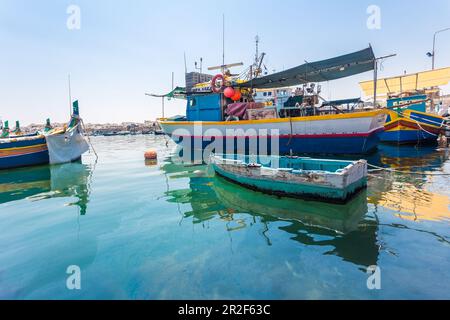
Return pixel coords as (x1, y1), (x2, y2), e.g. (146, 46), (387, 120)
(1, 135), (449, 300)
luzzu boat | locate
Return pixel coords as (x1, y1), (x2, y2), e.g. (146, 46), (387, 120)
(158, 47), (387, 157)
(210, 154), (368, 204)
(382, 95), (445, 144)
(360, 68), (450, 144)
(0, 101), (89, 170)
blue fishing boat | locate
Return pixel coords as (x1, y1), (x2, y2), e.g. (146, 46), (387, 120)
(0, 101), (89, 170)
(210, 154), (368, 203)
(158, 47), (387, 159)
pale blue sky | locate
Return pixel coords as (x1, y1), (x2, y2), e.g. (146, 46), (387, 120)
(1, 0), (450, 124)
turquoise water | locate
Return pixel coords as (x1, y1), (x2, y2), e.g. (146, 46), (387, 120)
(1, 135), (449, 300)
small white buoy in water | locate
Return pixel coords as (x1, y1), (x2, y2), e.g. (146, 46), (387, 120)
(144, 148), (157, 160)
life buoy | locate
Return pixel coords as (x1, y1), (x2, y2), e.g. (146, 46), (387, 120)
(211, 74), (225, 93)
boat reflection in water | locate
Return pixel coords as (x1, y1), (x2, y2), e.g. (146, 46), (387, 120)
(212, 176), (368, 234)
(0, 161), (92, 215)
(368, 144), (450, 222)
(375, 144), (449, 170)
(162, 157), (381, 268)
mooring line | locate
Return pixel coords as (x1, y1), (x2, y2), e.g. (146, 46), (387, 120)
(367, 163), (450, 176)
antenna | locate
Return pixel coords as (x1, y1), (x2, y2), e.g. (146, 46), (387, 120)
(172, 72), (174, 90)
(222, 14), (225, 66)
(184, 52), (188, 74)
(255, 35), (260, 66)
(194, 58), (203, 73)
(208, 15), (243, 74)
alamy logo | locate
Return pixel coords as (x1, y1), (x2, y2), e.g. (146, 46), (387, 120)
(66, 5), (81, 30)
(366, 265), (381, 290)
(366, 5), (381, 30)
(66, 265), (81, 290)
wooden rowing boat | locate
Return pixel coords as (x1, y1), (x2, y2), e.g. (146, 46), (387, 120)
(210, 154), (368, 203)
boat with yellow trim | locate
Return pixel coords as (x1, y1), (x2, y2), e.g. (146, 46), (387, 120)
(360, 68), (450, 144)
(382, 95), (445, 144)
(0, 101), (89, 170)
(157, 47), (388, 157)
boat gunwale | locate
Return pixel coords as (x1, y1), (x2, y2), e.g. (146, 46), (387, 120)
(210, 154), (366, 177)
(158, 109), (387, 126)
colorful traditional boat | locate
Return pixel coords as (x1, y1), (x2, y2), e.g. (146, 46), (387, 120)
(381, 95), (445, 144)
(0, 101), (89, 170)
(158, 47), (388, 158)
(360, 68), (450, 144)
(210, 154), (368, 203)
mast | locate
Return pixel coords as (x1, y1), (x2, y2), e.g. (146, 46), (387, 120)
(222, 14), (225, 68)
(372, 53), (397, 106)
(373, 59), (378, 107)
(255, 35), (259, 67)
(68, 74), (72, 116)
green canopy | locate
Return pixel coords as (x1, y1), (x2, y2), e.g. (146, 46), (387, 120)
(322, 98), (362, 106)
(239, 47), (376, 89)
(147, 87), (187, 100)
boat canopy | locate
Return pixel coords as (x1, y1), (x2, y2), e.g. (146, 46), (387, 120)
(238, 47), (375, 89)
(148, 86), (187, 99)
(322, 98), (362, 106)
(359, 67), (450, 96)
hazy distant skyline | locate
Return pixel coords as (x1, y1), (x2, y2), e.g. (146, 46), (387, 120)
(1, 0), (450, 125)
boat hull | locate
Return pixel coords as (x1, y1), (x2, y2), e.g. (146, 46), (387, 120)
(381, 110), (443, 144)
(45, 125), (90, 165)
(159, 110), (387, 157)
(0, 136), (49, 170)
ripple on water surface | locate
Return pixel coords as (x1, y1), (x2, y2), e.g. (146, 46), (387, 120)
(0, 136), (449, 299)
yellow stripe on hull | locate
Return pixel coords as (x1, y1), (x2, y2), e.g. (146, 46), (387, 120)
(159, 110), (387, 126)
(0, 144), (48, 157)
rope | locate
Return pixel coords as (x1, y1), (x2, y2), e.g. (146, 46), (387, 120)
(367, 163), (450, 176)
(393, 109), (449, 131)
(286, 116), (293, 146)
(80, 119), (98, 161)
(415, 120), (438, 137)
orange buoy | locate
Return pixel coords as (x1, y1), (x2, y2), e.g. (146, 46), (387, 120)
(144, 148), (157, 160)
(224, 87), (235, 98)
(231, 90), (242, 101)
